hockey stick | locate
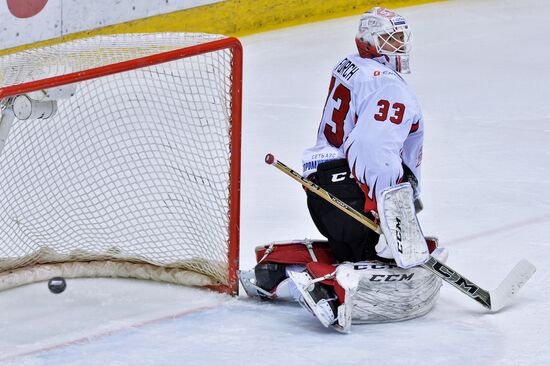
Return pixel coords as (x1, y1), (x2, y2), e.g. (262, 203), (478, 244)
(265, 153), (535, 311)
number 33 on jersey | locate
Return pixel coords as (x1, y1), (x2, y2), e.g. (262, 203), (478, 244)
(303, 53), (424, 203)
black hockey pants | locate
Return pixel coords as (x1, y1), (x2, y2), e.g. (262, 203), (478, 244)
(306, 159), (380, 263)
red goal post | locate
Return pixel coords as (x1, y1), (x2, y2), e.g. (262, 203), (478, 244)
(0, 33), (242, 294)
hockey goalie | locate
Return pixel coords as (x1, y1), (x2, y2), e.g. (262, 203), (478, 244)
(238, 7), (450, 332)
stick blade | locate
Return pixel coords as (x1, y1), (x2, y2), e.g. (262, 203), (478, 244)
(490, 259), (536, 311)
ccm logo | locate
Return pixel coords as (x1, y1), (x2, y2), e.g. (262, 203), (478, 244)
(354, 263), (398, 270)
(395, 217), (403, 253)
(331, 172), (354, 182)
(369, 273), (414, 282)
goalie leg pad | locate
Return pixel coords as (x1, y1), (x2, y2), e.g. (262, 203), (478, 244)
(239, 240), (336, 300)
(344, 248), (448, 324)
(254, 239), (335, 265)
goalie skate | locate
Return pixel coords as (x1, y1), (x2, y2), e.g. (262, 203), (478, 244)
(288, 270), (338, 328)
(237, 269), (275, 299)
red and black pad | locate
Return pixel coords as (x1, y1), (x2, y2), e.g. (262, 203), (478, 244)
(255, 240), (336, 265)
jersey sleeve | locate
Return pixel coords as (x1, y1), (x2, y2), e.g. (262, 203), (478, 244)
(343, 80), (420, 207)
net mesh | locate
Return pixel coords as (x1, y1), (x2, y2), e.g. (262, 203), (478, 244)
(0, 33), (238, 288)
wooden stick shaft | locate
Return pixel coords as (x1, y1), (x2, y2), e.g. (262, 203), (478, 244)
(264, 153), (381, 234)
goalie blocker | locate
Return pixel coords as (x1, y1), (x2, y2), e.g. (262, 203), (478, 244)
(238, 238), (446, 332)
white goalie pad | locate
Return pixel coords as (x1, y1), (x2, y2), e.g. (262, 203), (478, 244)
(337, 247), (448, 324)
(378, 183), (429, 268)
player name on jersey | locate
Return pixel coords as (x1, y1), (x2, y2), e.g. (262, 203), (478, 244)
(334, 58), (359, 81)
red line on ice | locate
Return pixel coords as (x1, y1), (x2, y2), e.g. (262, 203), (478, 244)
(0, 305), (217, 362)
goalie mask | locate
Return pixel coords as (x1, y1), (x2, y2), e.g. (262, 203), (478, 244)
(355, 7), (413, 74)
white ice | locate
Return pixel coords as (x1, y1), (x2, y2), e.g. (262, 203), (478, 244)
(1, 0), (550, 364)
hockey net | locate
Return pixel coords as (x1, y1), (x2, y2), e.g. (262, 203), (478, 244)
(0, 33), (242, 294)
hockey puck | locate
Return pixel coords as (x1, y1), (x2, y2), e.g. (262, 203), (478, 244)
(48, 277), (67, 294)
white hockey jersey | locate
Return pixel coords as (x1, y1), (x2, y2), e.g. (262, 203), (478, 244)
(302, 54), (423, 210)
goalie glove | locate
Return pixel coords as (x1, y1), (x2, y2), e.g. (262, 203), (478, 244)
(377, 182), (429, 268)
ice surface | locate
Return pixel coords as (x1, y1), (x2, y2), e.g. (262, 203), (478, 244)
(1, 0), (550, 364)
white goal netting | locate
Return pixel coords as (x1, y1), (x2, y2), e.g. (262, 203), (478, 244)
(0, 33), (241, 293)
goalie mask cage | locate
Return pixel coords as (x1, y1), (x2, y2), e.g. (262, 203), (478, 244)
(0, 33), (242, 294)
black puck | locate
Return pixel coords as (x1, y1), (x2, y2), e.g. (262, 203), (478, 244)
(48, 277), (67, 294)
